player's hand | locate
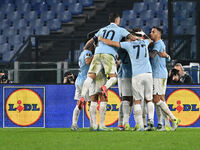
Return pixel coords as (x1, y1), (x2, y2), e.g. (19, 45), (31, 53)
(98, 36), (103, 41)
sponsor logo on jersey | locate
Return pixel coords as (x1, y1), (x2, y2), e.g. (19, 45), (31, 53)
(166, 89), (200, 126)
(85, 90), (121, 126)
(6, 89), (43, 126)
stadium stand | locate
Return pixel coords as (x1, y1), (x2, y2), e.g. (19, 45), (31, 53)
(0, 0), (199, 83)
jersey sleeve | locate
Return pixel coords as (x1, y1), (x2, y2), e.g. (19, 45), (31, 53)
(120, 28), (130, 37)
(85, 51), (92, 59)
(94, 29), (101, 37)
(144, 39), (150, 46)
(120, 42), (130, 52)
(153, 42), (161, 52)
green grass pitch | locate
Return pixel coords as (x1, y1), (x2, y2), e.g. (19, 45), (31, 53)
(0, 128), (200, 150)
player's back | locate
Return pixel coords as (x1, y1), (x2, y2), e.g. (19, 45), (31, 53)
(150, 40), (168, 78)
(95, 23), (129, 57)
(75, 50), (92, 86)
(117, 48), (132, 78)
(120, 40), (152, 77)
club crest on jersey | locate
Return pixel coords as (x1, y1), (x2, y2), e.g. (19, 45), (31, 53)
(166, 89), (200, 126)
(85, 90), (121, 126)
(6, 89), (43, 126)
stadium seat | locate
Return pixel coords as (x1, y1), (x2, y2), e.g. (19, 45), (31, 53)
(47, 18), (61, 31)
(174, 26), (184, 34)
(0, 20), (9, 30)
(79, 0), (94, 7)
(7, 11), (21, 21)
(148, 2), (162, 12)
(158, 10), (168, 20)
(16, 2), (31, 13)
(122, 10), (136, 20)
(140, 10), (154, 20)
(133, 3), (147, 12)
(46, 0), (60, 5)
(2, 3), (14, 13)
(0, 43), (9, 53)
(21, 26), (34, 38)
(51, 2), (65, 13)
(59, 10), (72, 23)
(129, 18), (143, 28)
(41, 10), (55, 21)
(24, 10), (38, 20)
(9, 35), (23, 46)
(146, 18), (160, 27)
(35, 26), (50, 35)
(69, 2), (83, 15)
(0, 35), (6, 45)
(14, 19), (27, 29)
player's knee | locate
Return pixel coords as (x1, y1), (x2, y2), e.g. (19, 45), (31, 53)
(134, 100), (141, 105)
(88, 73), (96, 79)
(160, 95), (165, 101)
(90, 94), (98, 102)
(109, 73), (117, 78)
(153, 95), (160, 103)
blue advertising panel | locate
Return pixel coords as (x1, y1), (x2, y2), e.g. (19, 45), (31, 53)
(0, 84), (199, 128)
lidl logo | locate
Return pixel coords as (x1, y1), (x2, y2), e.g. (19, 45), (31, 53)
(5, 89), (43, 126)
(85, 90), (121, 126)
(166, 89), (200, 126)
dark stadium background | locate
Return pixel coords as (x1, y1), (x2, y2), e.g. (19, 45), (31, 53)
(0, 0), (199, 84)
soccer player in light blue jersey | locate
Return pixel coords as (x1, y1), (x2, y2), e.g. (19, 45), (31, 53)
(71, 44), (94, 131)
(99, 29), (155, 131)
(150, 26), (180, 131)
(79, 13), (136, 131)
(117, 42), (133, 131)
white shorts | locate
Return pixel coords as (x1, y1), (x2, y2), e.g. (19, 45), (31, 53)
(89, 71), (107, 96)
(88, 54), (117, 75)
(153, 78), (167, 95)
(118, 78), (132, 97)
(132, 73), (153, 101)
(74, 84), (91, 101)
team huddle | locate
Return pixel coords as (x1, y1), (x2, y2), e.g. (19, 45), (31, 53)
(71, 13), (180, 131)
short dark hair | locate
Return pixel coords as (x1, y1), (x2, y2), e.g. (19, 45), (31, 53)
(152, 26), (163, 35)
(109, 13), (120, 23)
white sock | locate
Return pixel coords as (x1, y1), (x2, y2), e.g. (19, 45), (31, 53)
(156, 104), (163, 125)
(122, 101), (130, 125)
(157, 100), (176, 120)
(89, 105), (93, 128)
(81, 77), (93, 98)
(162, 111), (170, 126)
(72, 105), (80, 126)
(134, 104), (144, 128)
(105, 77), (117, 89)
(147, 101), (154, 122)
(90, 102), (98, 129)
(118, 102), (123, 126)
(142, 102), (147, 127)
(99, 102), (107, 128)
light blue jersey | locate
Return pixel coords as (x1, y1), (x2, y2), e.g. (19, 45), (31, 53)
(95, 23), (130, 58)
(120, 40), (152, 77)
(75, 50), (93, 86)
(117, 48), (132, 78)
(150, 40), (168, 78)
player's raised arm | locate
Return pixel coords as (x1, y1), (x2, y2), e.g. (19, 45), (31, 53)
(126, 34), (137, 41)
(98, 36), (120, 48)
(85, 55), (93, 65)
(83, 36), (98, 50)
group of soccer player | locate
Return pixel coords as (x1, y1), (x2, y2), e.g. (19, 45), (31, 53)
(71, 13), (180, 131)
